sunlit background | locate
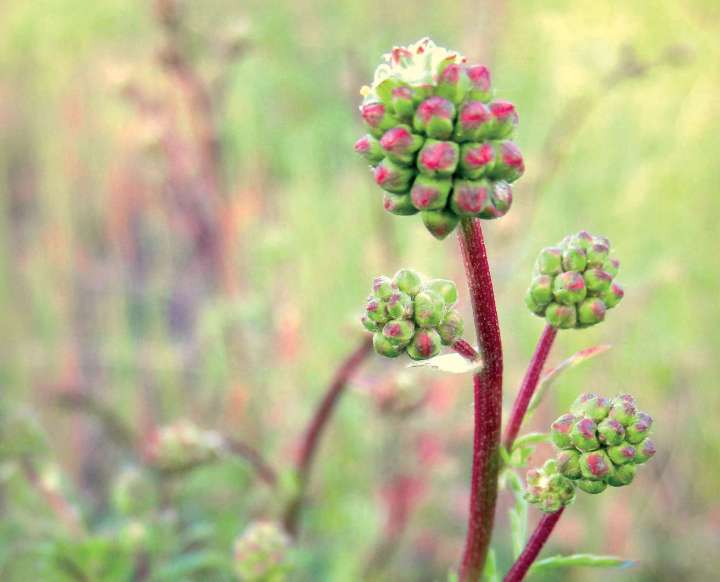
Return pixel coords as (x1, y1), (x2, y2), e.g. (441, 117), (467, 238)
(1, 0), (719, 580)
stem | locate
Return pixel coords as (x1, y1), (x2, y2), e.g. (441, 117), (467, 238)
(457, 218), (504, 581)
(502, 324), (558, 451)
(283, 335), (373, 536)
(226, 438), (277, 487)
(452, 339), (481, 362)
(503, 508), (564, 582)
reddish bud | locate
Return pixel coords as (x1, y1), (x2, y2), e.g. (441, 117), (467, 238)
(466, 64), (492, 102)
(413, 97), (455, 139)
(488, 141), (525, 182)
(410, 175), (452, 210)
(417, 140), (459, 178)
(459, 142), (494, 179)
(487, 100), (518, 139)
(354, 135), (384, 165)
(421, 209), (459, 240)
(449, 179), (493, 217)
(374, 159), (414, 193)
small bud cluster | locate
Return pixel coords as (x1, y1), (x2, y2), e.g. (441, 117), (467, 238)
(233, 521), (291, 581)
(525, 459), (576, 513)
(355, 38), (524, 239)
(362, 269), (464, 360)
(525, 231), (624, 329)
(144, 420), (224, 474)
(525, 392), (656, 509)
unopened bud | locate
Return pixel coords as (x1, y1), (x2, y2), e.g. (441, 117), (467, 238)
(607, 463), (636, 487)
(551, 413), (577, 449)
(427, 279), (458, 305)
(535, 247), (563, 276)
(380, 125), (424, 165)
(562, 246), (587, 272)
(410, 175), (452, 210)
(373, 276), (395, 300)
(374, 158), (414, 193)
(607, 443), (636, 465)
(414, 289), (445, 328)
(609, 397), (636, 426)
(391, 85), (415, 120)
(413, 96), (455, 139)
(579, 450), (613, 481)
(355, 135), (384, 165)
(366, 297), (389, 324)
(417, 140), (460, 178)
(553, 271), (587, 305)
(634, 437), (656, 464)
(438, 309), (463, 345)
(601, 282), (625, 308)
(597, 418), (625, 446)
(556, 449), (582, 479)
(383, 192), (418, 215)
(234, 521), (291, 582)
(571, 417), (600, 451)
(625, 412), (652, 444)
(576, 479), (607, 494)
(488, 141), (524, 183)
(393, 269), (422, 296)
(421, 208), (460, 240)
(571, 393), (612, 422)
(578, 297), (607, 326)
(382, 319), (415, 347)
(361, 102), (399, 137)
(453, 101), (492, 142)
(545, 303), (577, 329)
(466, 64), (492, 102)
(387, 291), (414, 319)
(528, 275), (554, 307)
(407, 328), (442, 360)
(459, 143), (494, 179)
(449, 179), (493, 217)
(487, 101), (518, 139)
(584, 268), (612, 294)
(435, 63), (469, 104)
(373, 332), (403, 358)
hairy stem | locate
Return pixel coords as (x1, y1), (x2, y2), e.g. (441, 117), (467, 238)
(503, 508), (564, 582)
(283, 335), (373, 536)
(503, 324), (557, 451)
(457, 218), (503, 581)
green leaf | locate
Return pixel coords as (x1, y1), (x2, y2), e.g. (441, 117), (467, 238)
(482, 548), (498, 582)
(527, 345), (612, 416)
(505, 472), (528, 559)
(529, 553), (635, 574)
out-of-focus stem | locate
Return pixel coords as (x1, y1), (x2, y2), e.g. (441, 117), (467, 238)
(457, 218), (503, 581)
(502, 324), (557, 452)
(283, 335), (373, 536)
(226, 438), (277, 487)
(503, 508), (564, 582)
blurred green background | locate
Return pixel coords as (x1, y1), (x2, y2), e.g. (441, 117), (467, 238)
(1, 0), (719, 580)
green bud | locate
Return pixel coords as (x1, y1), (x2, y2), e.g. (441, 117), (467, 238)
(584, 268), (612, 294)
(466, 64), (492, 102)
(603, 257), (620, 278)
(485, 181), (513, 218)
(361, 314), (380, 332)
(450, 179), (493, 217)
(586, 242), (609, 268)
(407, 328), (442, 360)
(427, 279), (458, 305)
(437, 309), (464, 345)
(379, 125), (424, 166)
(577, 297), (607, 327)
(410, 175), (452, 210)
(535, 247), (563, 276)
(487, 101), (518, 139)
(556, 449), (582, 479)
(579, 450), (612, 481)
(454, 102), (492, 143)
(607, 443), (636, 465)
(413, 96), (456, 139)
(234, 521), (291, 582)
(386, 291), (413, 319)
(382, 319), (415, 347)
(373, 332), (403, 358)
(374, 158), (414, 193)
(390, 85), (415, 120)
(361, 101), (400, 137)
(576, 479), (607, 494)
(607, 463), (636, 487)
(414, 290), (445, 328)
(625, 412), (652, 444)
(366, 297), (389, 324)
(562, 246), (587, 272)
(545, 303), (577, 329)
(525, 293), (546, 316)
(601, 282), (625, 309)
(393, 269), (422, 296)
(634, 437), (656, 464)
(458, 143), (494, 179)
(550, 413), (578, 449)
(528, 275), (554, 306)
(525, 461), (576, 513)
(421, 209), (459, 240)
(571, 417), (600, 452)
(597, 418), (625, 446)
(487, 141), (524, 183)
(436, 62), (471, 104)
(570, 392), (612, 422)
(383, 192), (419, 215)
(609, 398), (636, 426)
(570, 230), (594, 250)
(354, 135), (384, 165)
(372, 275), (395, 300)
(416, 140), (460, 178)
(553, 271), (587, 305)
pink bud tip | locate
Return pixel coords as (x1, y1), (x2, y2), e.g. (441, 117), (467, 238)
(417, 97), (453, 123)
(439, 63), (461, 84)
(459, 102), (491, 127)
(466, 65), (491, 91)
(392, 86), (413, 99)
(374, 165), (391, 185)
(465, 144), (494, 168)
(490, 101), (518, 122)
(501, 142), (524, 170)
(415, 333), (434, 357)
(361, 103), (386, 127)
(354, 136), (370, 153)
(420, 142), (456, 171)
(380, 127), (413, 152)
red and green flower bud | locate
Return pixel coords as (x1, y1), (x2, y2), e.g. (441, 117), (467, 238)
(466, 64), (492, 102)
(535, 247), (563, 276)
(436, 62), (470, 104)
(607, 443), (636, 465)
(586, 242), (610, 268)
(458, 143), (494, 179)
(427, 278), (458, 305)
(597, 418), (625, 446)
(578, 297), (607, 327)
(570, 230), (594, 250)
(366, 297), (389, 324)
(602, 282), (624, 309)
(553, 271), (587, 305)
(634, 437), (656, 464)
(525, 461), (576, 513)
(584, 268), (612, 294)
(571, 393), (612, 422)
(407, 328), (442, 360)
(571, 417), (600, 451)
(391, 85), (416, 120)
(486, 181), (513, 218)
(414, 289), (445, 328)
(373, 332), (403, 358)
(525, 294), (546, 316)
(556, 448), (582, 479)
(373, 275), (395, 300)
(387, 291), (414, 319)
(382, 319), (415, 347)
(361, 102), (399, 137)
(393, 269), (422, 297)
(625, 412), (652, 444)
(354, 135), (385, 165)
(450, 179), (493, 217)
(383, 192), (418, 215)
(607, 462), (636, 487)
(577, 478), (607, 494)
(421, 209), (459, 240)
(562, 246), (587, 272)
(417, 140), (460, 178)
(413, 96), (455, 139)
(374, 158), (414, 193)
(234, 521), (291, 582)
(551, 413), (578, 449)
(453, 101), (492, 142)
(609, 398), (636, 426)
(528, 275), (554, 307)
(545, 303), (577, 329)
(603, 257), (620, 278)
(579, 450), (612, 480)
(410, 175), (452, 210)
(487, 141), (525, 183)
(438, 308), (464, 345)
(487, 101), (518, 139)
(361, 314), (380, 333)
(380, 125), (424, 165)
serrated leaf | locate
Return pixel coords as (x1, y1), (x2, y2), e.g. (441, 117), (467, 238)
(407, 350), (483, 374)
(527, 344), (611, 416)
(482, 548), (498, 582)
(529, 553), (635, 574)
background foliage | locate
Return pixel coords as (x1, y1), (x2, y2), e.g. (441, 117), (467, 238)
(1, 0), (719, 580)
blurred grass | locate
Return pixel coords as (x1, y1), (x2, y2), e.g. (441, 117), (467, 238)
(1, 0), (719, 580)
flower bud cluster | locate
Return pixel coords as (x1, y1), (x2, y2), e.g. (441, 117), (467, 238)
(355, 38), (524, 239)
(526, 231), (624, 329)
(144, 420), (224, 474)
(233, 521), (291, 581)
(362, 269), (464, 360)
(525, 459), (577, 513)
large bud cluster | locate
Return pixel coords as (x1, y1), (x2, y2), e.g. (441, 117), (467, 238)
(233, 521), (292, 582)
(525, 459), (577, 513)
(525, 231), (624, 329)
(355, 38), (524, 240)
(144, 420), (224, 474)
(362, 269), (464, 360)
(542, 393), (656, 499)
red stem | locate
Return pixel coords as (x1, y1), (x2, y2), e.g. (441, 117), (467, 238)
(503, 324), (558, 451)
(283, 335), (373, 536)
(452, 339), (481, 362)
(503, 508), (564, 582)
(457, 218), (503, 581)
